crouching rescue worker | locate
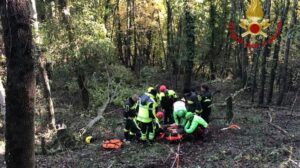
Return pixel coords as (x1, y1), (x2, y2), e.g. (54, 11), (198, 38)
(136, 87), (158, 142)
(200, 84), (212, 123)
(159, 85), (177, 124)
(123, 94), (140, 142)
(184, 112), (208, 140)
(154, 111), (165, 139)
(173, 101), (188, 126)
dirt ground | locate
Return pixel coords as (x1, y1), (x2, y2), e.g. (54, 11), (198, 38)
(33, 104), (300, 168)
(0, 80), (300, 168)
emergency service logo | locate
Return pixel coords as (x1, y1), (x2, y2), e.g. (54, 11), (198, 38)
(228, 0), (282, 48)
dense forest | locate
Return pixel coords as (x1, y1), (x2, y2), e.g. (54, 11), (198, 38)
(0, 0), (299, 167)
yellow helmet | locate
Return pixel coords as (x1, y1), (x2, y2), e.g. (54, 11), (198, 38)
(85, 136), (93, 144)
(147, 87), (154, 93)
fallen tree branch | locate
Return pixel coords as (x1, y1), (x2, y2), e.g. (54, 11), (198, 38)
(268, 122), (289, 135)
(80, 66), (119, 135)
(86, 97), (111, 129)
(267, 111), (289, 136)
(280, 146), (300, 167)
(267, 111), (273, 123)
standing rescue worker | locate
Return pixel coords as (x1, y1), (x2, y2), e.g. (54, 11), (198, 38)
(184, 112), (208, 140)
(200, 84), (212, 123)
(182, 88), (202, 115)
(123, 94), (140, 142)
(159, 85), (177, 124)
(136, 87), (158, 142)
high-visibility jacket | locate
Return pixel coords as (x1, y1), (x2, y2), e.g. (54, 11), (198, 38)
(173, 101), (187, 125)
(157, 92), (165, 106)
(184, 115), (208, 134)
(137, 93), (157, 123)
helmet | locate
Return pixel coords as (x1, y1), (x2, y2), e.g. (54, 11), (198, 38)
(159, 85), (167, 92)
(147, 87), (155, 93)
(85, 136), (93, 144)
(177, 110), (186, 117)
(173, 101), (186, 112)
(147, 87), (157, 96)
(167, 90), (177, 98)
(185, 112), (193, 120)
(156, 111), (164, 119)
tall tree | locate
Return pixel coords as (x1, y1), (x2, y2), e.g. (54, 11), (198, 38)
(251, 47), (261, 102)
(267, 0), (290, 104)
(29, 0), (56, 129)
(258, 0), (271, 105)
(277, 0), (298, 105)
(208, 1), (217, 79)
(166, 0), (177, 87)
(1, 0), (36, 167)
(125, 0), (132, 67)
(58, 0), (90, 109)
(183, 2), (195, 90)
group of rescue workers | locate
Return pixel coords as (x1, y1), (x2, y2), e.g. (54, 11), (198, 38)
(123, 84), (212, 143)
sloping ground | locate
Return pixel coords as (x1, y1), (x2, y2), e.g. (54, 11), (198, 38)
(34, 105), (300, 168)
(0, 78), (299, 167)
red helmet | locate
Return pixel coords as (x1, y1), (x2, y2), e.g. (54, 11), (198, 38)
(156, 111), (164, 119)
(159, 85), (167, 92)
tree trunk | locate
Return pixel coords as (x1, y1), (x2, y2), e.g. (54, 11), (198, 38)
(183, 5), (195, 90)
(103, 0), (111, 33)
(208, 2), (216, 79)
(1, 0), (36, 167)
(38, 53), (56, 129)
(277, 0), (298, 105)
(58, 0), (73, 47)
(251, 48), (261, 103)
(238, 0), (248, 85)
(59, 0), (90, 108)
(173, 17), (183, 90)
(114, 0), (125, 65)
(77, 71), (90, 109)
(267, 0), (290, 104)
(258, 0), (271, 105)
(29, 0), (41, 44)
(30, 0), (56, 129)
(132, 0), (140, 76)
(125, 0), (132, 67)
(166, 0), (174, 71)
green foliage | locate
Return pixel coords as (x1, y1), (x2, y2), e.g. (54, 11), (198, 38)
(140, 66), (161, 84)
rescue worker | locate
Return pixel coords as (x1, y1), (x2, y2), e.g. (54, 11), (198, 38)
(184, 112), (208, 140)
(154, 111), (164, 139)
(123, 94), (140, 142)
(136, 87), (158, 142)
(159, 85), (177, 124)
(182, 88), (202, 115)
(173, 101), (188, 126)
(200, 84), (212, 123)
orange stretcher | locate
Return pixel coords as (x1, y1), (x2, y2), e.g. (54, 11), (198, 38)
(101, 139), (123, 149)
